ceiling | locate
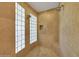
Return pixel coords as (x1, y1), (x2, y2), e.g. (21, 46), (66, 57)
(28, 2), (59, 12)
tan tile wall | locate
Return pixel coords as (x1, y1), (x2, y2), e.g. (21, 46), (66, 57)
(38, 9), (59, 53)
(59, 3), (79, 56)
(0, 3), (15, 56)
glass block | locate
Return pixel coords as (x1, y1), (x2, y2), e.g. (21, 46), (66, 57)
(17, 30), (21, 35)
(17, 21), (21, 26)
(22, 28), (25, 31)
(22, 40), (25, 44)
(30, 40), (33, 44)
(17, 34), (22, 38)
(17, 46), (21, 52)
(18, 10), (21, 16)
(22, 18), (25, 22)
(22, 44), (25, 49)
(15, 12), (18, 18)
(30, 24), (34, 28)
(16, 48), (18, 53)
(21, 22), (25, 25)
(21, 32), (25, 35)
(30, 14), (37, 44)
(20, 5), (23, 10)
(17, 4), (21, 10)
(17, 26), (21, 30)
(22, 7), (25, 12)
(22, 13), (25, 17)
(16, 36), (18, 42)
(16, 42), (18, 48)
(15, 9), (17, 14)
(15, 3), (25, 53)
(21, 27), (25, 30)
(15, 20), (18, 25)
(22, 29), (25, 32)
(17, 41), (22, 47)
(18, 36), (21, 41)
(15, 3), (17, 8)
(18, 15), (21, 21)
(22, 35), (25, 39)
(30, 31), (34, 34)
(15, 26), (18, 31)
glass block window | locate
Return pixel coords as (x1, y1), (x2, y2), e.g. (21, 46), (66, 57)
(15, 3), (25, 53)
(30, 14), (37, 44)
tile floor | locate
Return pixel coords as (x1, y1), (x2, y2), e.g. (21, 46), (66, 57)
(26, 46), (61, 57)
